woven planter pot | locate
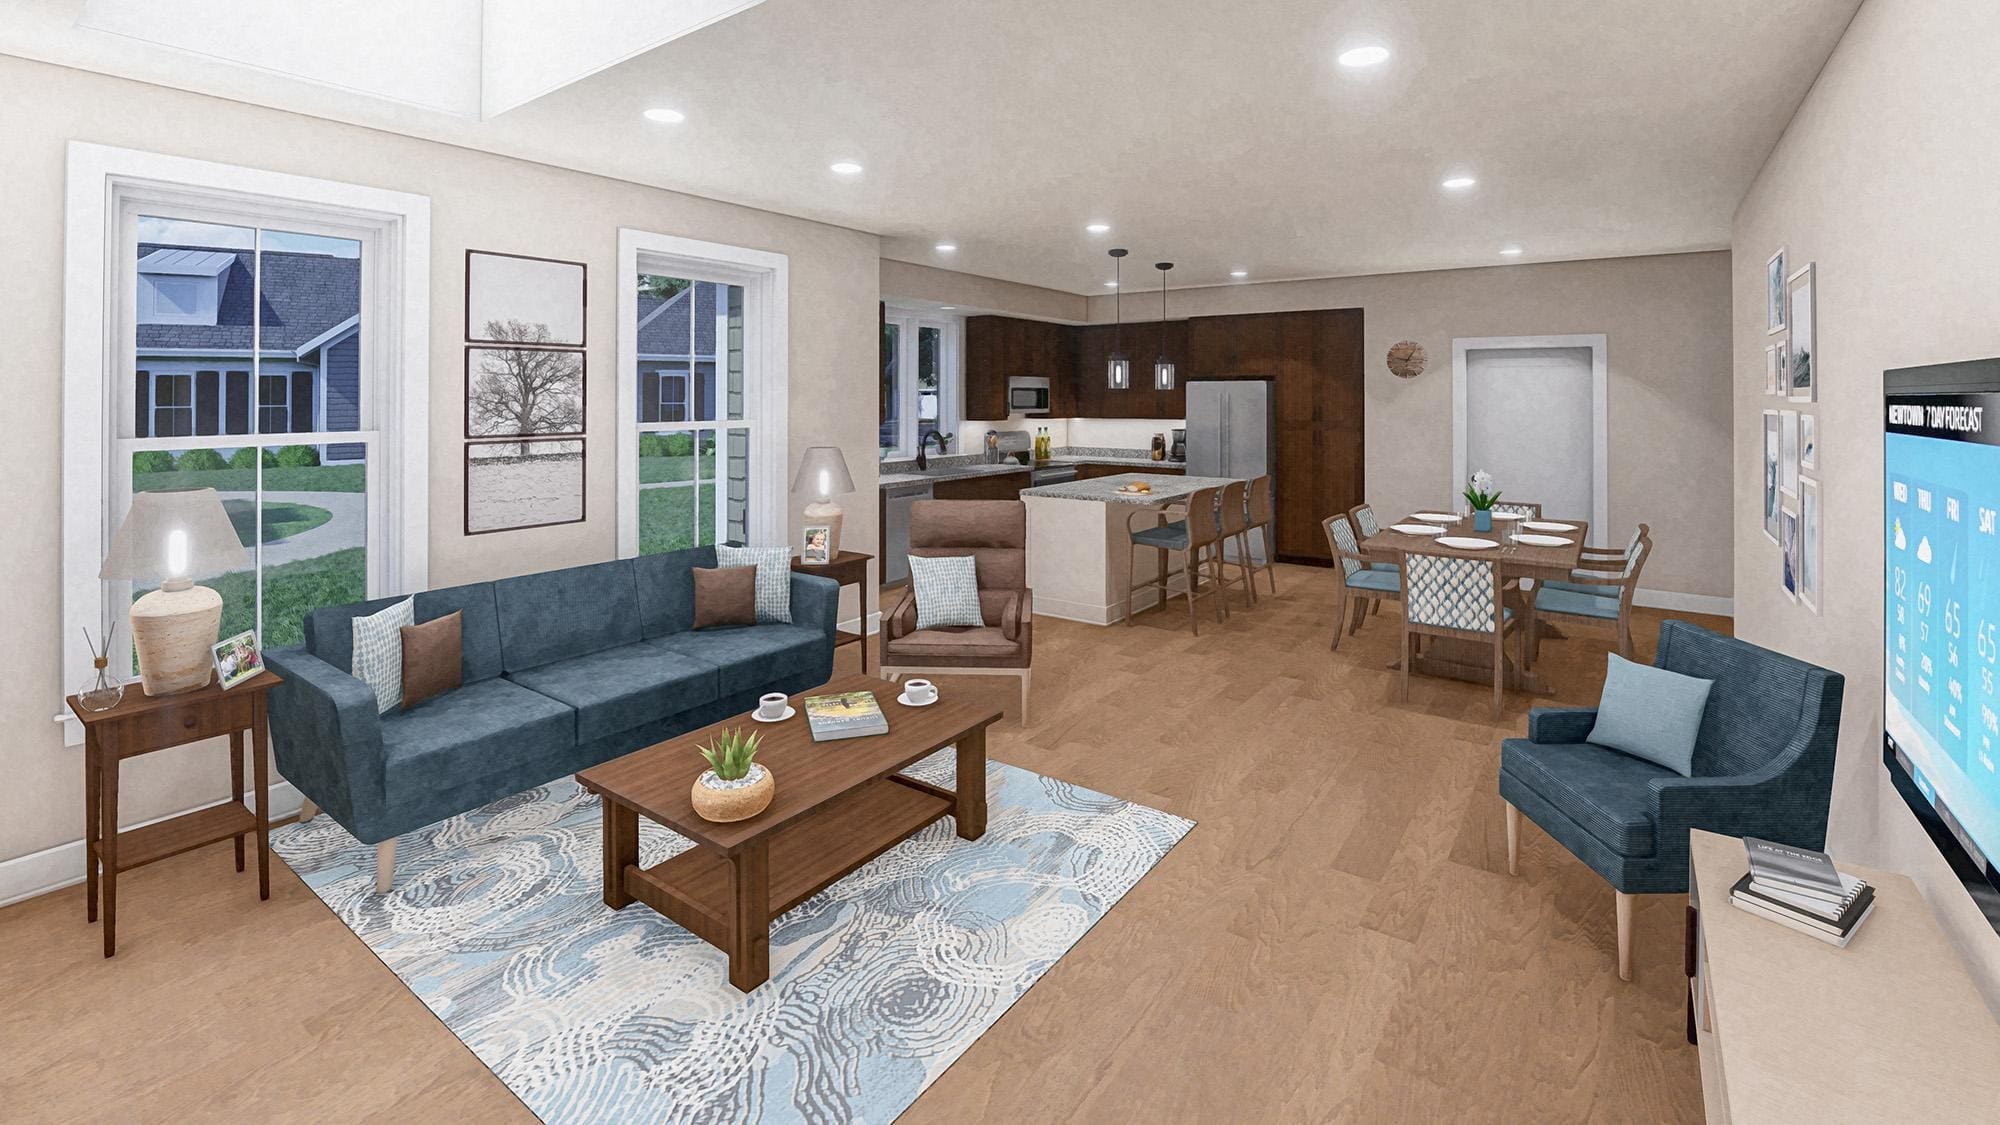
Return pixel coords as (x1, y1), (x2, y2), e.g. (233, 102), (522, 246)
(691, 765), (774, 823)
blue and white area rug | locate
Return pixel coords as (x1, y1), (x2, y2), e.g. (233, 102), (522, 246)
(271, 751), (1191, 1124)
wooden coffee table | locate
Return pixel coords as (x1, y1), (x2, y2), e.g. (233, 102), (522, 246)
(575, 673), (1003, 991)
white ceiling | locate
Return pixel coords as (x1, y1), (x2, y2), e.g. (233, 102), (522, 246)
(4, 0), (1861, 294)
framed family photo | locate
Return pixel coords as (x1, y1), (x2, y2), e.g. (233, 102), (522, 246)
(213, 629), (263, 690)
(801, 524), (832, 564)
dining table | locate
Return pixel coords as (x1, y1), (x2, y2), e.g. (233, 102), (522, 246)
(1359, 511), (1591, 694)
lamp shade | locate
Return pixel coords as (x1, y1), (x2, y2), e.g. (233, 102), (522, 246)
(790, 446), (855, 498)
(99, 488), (248, 584)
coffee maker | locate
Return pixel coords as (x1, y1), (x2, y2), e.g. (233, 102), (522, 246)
(1169, 427), (1186, 462)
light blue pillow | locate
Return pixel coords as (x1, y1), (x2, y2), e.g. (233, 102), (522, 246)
(715, 544), (791, 623)
(1587, 653), (1713, 777)
(908, 554), (984, 629)
(351, 596), (414, 715)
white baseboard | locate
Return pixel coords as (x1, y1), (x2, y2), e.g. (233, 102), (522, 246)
(0, 781), (304, 909)
(839, 610), (881, 636)
(1633, 588), (1734, 617)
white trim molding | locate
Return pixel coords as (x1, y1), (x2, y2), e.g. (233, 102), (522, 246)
(615, 228), (790, 557)
(1633, 588), (1734, 617)
(1450, 334), (1611, 545)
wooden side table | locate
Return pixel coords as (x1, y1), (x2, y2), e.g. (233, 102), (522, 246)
(792, 550), (873, 674)
(65, 669), (282, 957)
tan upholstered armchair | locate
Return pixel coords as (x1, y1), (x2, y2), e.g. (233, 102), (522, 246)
(880, 499), (1033, 721)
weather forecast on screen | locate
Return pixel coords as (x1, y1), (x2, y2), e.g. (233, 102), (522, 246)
(1885, 391), (2000, 867)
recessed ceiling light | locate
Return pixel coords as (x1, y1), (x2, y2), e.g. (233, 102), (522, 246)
(829, 161), (863, 175)
(1337, 45), (1390, 68)
(1499, 246), (1523, 256)
(939, 306), (957, 310)
(934, 242), (957, 252)
(1230, 270), (1249, 279)
(1441, 176), (1477, 190)
(1086, 223), (1110, 234)
(1104, 281), (1119, 288)
(643, 107), (685, 124)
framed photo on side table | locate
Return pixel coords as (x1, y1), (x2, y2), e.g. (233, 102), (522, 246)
(802, 524), (832, 565)
(213, 629), (263, 690)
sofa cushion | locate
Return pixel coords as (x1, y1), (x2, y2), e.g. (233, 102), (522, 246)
(305, 582), (503, 685)
(399, 611), (462, 710)
(884, 625), (1021, 660)
(1499, 739), (1674, 857)
(381, 678), (575, 793)
(634, 545), (720, 638)
(506, 642), (720, 744)
(692, 566), (758, 629)
(649, 625), (826, 697)
(495, 559), (642, 672)
(715, 544), (792, 623)
(351, 598), (414, 715)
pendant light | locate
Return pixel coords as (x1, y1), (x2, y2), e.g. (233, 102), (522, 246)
(1107, 248), (1131, 390)
(1153, 262), (1176, 391)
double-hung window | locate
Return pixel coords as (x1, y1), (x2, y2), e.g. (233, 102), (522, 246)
(879, 308), (961, 460)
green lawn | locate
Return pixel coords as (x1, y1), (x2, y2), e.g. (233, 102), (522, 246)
(134, 464), (367, 494)
(138, 547), (367, 659)
(638, 453), (716, 485)
(639, 484), (717, 555)
(223, 500), (332, 546)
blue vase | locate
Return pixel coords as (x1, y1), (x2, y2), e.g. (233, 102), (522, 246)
(1473, 509), (1493, 532)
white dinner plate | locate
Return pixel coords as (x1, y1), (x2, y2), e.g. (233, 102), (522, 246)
(1523, 520), (1578, 532)
(1436, 536), (1499, 550)
(1511, 533), (1574, 547)
(1491, 511), (1525, 521)
(751, 705), (797, 723)
(1412, 512), (1459, 522)
(1390, 523), (1445, 535)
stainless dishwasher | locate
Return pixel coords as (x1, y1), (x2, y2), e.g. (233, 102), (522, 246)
(881, 485), (930, 586)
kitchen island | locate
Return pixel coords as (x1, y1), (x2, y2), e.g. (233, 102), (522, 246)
(1021, 471), (1246, 624)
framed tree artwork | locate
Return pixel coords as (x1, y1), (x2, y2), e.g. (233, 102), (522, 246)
(466, 345), (585, 437)
(465, 438), (586, 535)
(466, 250), (587, 347)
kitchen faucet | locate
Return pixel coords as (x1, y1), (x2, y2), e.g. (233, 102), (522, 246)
(914, 430), (951, 471)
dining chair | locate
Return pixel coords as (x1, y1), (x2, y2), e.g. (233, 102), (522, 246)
(1530, 524), (1652, 660)
(1491, 501), (1543, 520)
(1127, 485), (1229, 634)
(1321, 515), (1400, 650)
(1399, 550), (1519, 719)
(1215, 480), (1257, 607)
(1346, 504), (1401, 574)
(1244, 475), (1279, 595)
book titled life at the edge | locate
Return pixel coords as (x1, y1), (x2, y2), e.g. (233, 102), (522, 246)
(803, 691), (890, 741)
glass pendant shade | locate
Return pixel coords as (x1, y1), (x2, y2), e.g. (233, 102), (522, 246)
(1107, 355), (1131, 390)
(1154, 359), (1176, 391)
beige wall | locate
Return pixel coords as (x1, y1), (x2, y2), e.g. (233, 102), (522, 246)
(1731, 0), (2000, 1002)
(879, 259), (1085, 322)
(0, 55), (881, 877)
(1086, 252), (1735, 601)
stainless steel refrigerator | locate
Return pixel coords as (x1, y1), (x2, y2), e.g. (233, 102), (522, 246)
(1184, 378), (1274, 564)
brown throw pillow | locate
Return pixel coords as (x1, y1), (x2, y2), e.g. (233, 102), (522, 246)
(693, 565), (758, 629)
(400, 610), (463, 710)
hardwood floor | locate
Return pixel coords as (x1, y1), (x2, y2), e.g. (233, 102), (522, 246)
(0, 565), (1715, 1122)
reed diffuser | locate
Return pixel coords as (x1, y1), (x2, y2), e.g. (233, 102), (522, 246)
(76, 625), (126, 713)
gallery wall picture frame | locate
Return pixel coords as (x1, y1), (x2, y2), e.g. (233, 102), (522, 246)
(1780, 501), (1801, 603)
(1788, 262), (1816, 402)
(464, 437), (586, 535)
(1798, 476), (1822, 613)
(1780, 408), (1800, 496)
(1766, 248), (1788, 334)
(466, 249), (588, 348)
(1762, 409), (1782, 543)
(1775, 339), (1790, 397)
(465, 345), (586, 438)
(1765, 345), (1780, 395)
(1799, 412), (1818, 471)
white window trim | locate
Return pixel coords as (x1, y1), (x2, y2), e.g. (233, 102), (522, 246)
(616, 229), (788, 557)
(880, 305), (963, 460)
(61, 142), (430, 743)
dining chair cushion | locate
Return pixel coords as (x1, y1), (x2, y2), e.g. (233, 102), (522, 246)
(1587, 653), (1713, 777)
(1546, 576), (1622, 595)
(1344, 569), (1401, 595)
(1498, 738), (1673, 856)
(1130, 520), (1191, 550)
(883, 625), (1021, 659)
(908, 554), (985, 630)
(1535, 584), (1622, 619)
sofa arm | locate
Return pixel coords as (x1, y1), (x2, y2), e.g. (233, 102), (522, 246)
(790, 572), (840, 642)
(1527, 707), (1598, 744)
(1003, 589), (1033, 642)
(263, 646), (385, 830)
(884, 587), (917, 640)
(1648, 740), (1827, 853)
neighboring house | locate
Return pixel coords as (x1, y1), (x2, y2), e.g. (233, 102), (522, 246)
(636, 282), (733, 423)
(135, 242), (363, 462)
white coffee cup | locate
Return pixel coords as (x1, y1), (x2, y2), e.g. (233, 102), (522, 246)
(757, 692), (788, 719)
(904, 679), (937, 704)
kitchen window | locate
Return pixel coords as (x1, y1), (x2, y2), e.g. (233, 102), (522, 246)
(880, 308), (961, 460)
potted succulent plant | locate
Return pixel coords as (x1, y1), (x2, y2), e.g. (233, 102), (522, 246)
(690, 728), (773, 823)
(1463, 470), (1502, 532)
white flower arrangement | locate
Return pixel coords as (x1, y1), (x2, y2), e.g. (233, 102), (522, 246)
(1463, 470), (1502, 511)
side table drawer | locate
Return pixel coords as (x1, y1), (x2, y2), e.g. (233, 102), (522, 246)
(118, 695), (253, 753)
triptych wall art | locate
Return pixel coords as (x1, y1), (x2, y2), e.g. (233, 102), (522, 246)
(463, 250), (588, 535)
(1764, 247), (1820, 613)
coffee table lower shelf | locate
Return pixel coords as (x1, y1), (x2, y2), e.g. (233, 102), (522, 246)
(611, 776), (957, 989)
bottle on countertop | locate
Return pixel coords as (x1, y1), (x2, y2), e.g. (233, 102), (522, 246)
(1151, 433), (1166, 461)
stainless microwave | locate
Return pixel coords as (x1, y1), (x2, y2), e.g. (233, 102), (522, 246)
(1008, 376), (1051, 413)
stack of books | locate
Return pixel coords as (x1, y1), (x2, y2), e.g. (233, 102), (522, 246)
(1729, 836), (1875, 947)
(803, 691), (890, 742)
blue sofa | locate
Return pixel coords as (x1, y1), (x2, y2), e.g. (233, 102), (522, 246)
(266, 546), (839, 887)
(1499, 620), (1844, 979)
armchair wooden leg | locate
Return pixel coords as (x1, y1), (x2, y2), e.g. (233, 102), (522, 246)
(1615, 891), (1634, 981)
(375, 839), (396, 894)
(1504, 802), (1519, 875)
(297, 797), (318, 824)
(1018, 669), (1031, 725)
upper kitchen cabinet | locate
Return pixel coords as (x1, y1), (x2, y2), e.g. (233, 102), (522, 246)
(964, 315), (1075, 420)
(1075, 320), (1187, 419)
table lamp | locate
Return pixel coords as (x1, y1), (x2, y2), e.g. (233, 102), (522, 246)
(98, 488), (249, 696)
(791, 446), (855, 557)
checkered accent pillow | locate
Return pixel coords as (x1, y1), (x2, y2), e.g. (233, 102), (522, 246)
(1404, 555), (1499, 633)
(351, 597), (415, 714)
(908, 554), (984, 629)
(715, 544), (792, 624)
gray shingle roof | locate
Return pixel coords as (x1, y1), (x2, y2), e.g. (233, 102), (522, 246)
(136, 242), (359, 353)
(635, 283), (720, 358)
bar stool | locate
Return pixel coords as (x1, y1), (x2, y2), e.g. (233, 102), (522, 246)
(1126, 485), (1229, 634)
(1245, 475), (1278, 595)
(1214, 480), (1258, 607)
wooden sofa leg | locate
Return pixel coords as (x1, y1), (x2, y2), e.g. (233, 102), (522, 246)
(375, 839), (396, 894)
(1615, 891), (1634, 981)
(297, 797), (318, 824)
(1504, 802), (1519, 875)
(1018, 670), (1031, 725)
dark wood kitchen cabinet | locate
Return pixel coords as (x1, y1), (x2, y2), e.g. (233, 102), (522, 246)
(1073, 320), (1187, 420)
(964, 316), (1075, 421)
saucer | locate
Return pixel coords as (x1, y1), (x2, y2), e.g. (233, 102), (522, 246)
(751, 705), (797, 723)
(897, 692), (940, 707)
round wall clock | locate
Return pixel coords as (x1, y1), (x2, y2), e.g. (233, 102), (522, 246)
(1387, 340), (1428, 379)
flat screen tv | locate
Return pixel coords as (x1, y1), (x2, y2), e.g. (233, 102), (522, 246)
(1884, 357), (2000, 935)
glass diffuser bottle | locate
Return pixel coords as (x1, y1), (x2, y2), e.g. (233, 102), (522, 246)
(77, 625), (125, 713)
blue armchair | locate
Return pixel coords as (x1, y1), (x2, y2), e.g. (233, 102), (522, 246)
(1498, 620), (1844, 980)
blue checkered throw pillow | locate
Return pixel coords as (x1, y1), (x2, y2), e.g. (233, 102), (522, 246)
(908, 554), (984, 629)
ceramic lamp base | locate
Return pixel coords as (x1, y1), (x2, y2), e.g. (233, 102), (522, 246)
(803, 498), (844, 557)
(131, 582), (221, 696)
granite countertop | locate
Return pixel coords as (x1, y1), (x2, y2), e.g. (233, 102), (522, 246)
(878, 462), (1035, 495)
(1021, 472), (1241, 505)
(877, 447), (1184, 494)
